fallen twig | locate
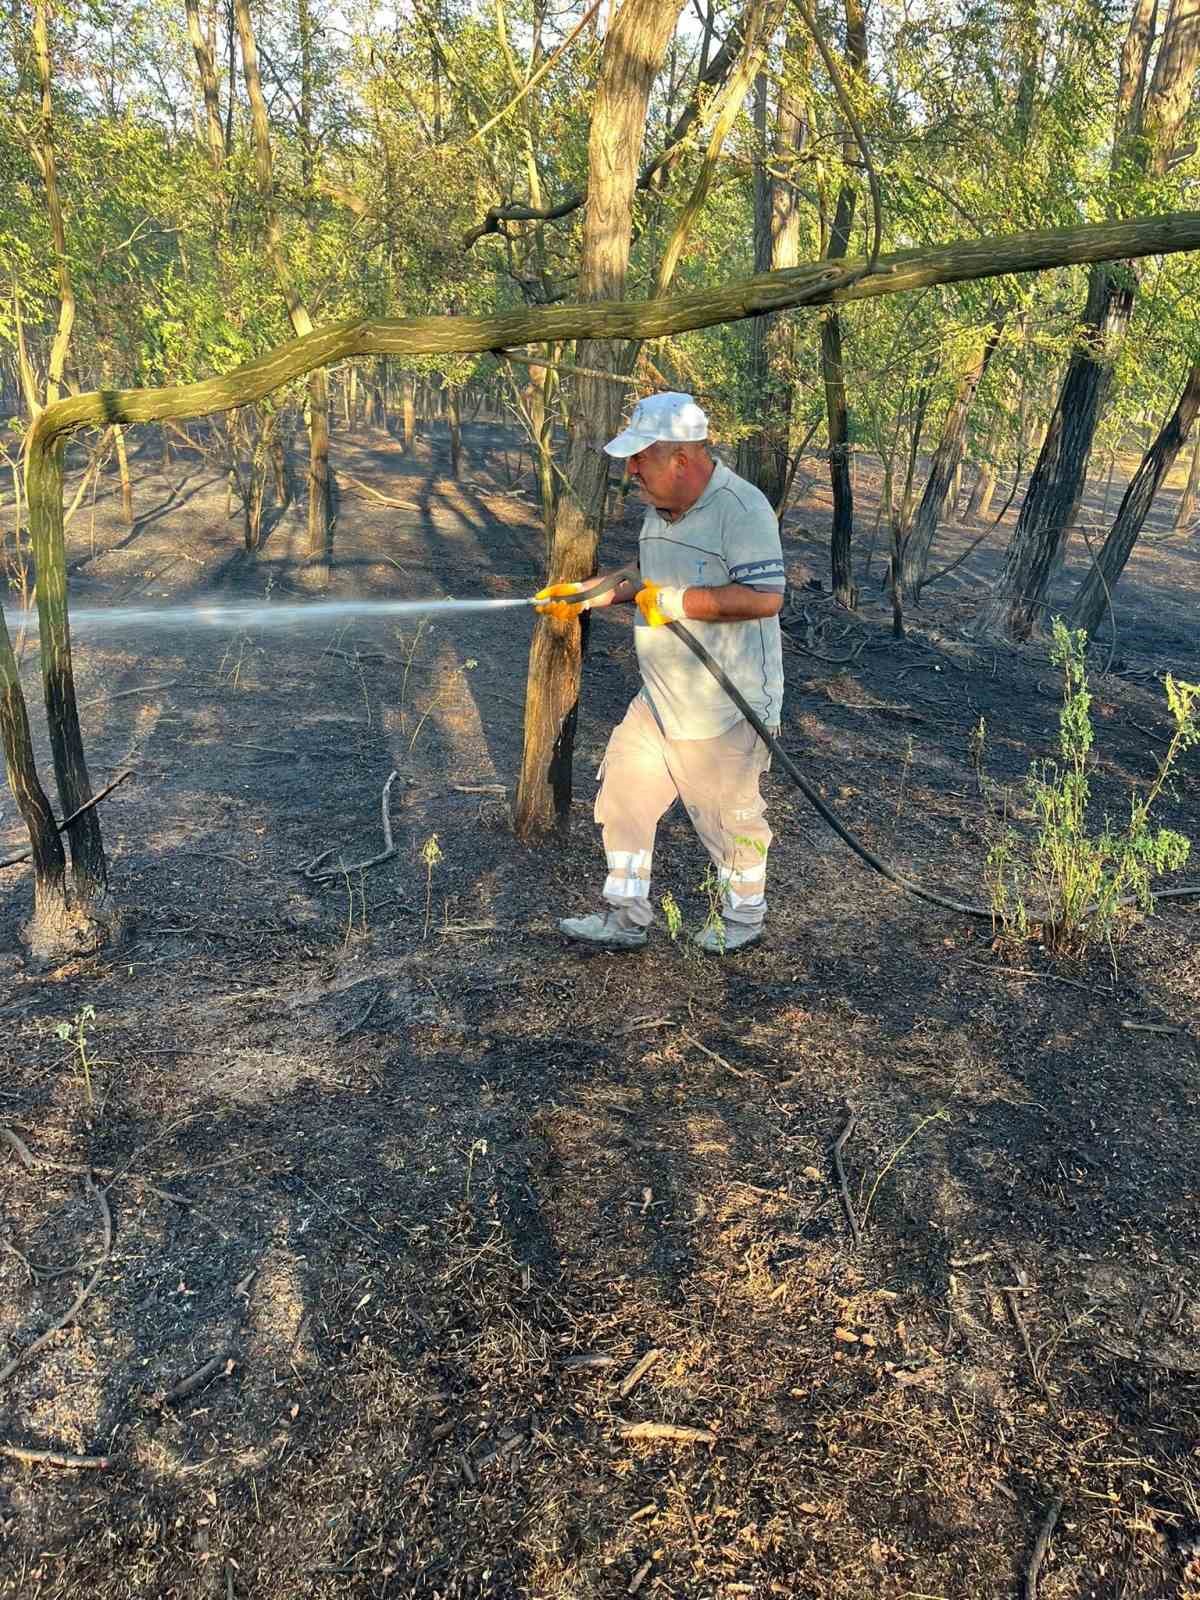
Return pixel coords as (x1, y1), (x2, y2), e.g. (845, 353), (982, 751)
(1, 1126), (36, 1170)
(628, 1558), (653, 1595)
(618, 1421), (716, 1445)
(336, 988), (385, 1041)
(561, 1352), (615, 1371)
(680, 1031), (747, 1078)
(340, 473), (421, 510)
(0, 1443), (111, 1469)
(1025, 1494), (1065, 1600)
(1005, 1288), (1043, 1391)
(1121, 1019), (1178, 1035)
(161, 1353), (230, 1405)
(0, 1173), (112, 1387)
(0, 770), (134, 871)
(833, 1111), (862, 1249)
(302, 770), (399, 881)
(619, 1349), (663, 1399)
(473, 1432), (526, 1470)
(77, 681), (178, 709)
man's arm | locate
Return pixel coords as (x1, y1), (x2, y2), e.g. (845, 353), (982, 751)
(677, 582), (782, 622)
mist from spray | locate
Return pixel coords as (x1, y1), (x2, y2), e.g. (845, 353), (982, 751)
(2, 595), (538, 636)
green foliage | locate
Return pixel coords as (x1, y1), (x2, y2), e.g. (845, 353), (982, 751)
(55, 1004), (98, 1108)
(986, 621), (1198, 965)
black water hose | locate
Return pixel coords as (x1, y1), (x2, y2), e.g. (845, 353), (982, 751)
(665, 618), (1200, 923)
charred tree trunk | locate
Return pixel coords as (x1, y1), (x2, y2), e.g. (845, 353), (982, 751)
(1070, 363), (1200, 637)
(822, 0), (867, 608)
(969, 267), (1134, 639)
(900, 324), (1002, 601)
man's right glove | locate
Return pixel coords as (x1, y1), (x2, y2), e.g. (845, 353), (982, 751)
(635, 581), (687, 628)
(534, 581), (586, 623)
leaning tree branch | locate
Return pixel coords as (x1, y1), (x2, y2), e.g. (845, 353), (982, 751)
(28, 212), (1200, 452)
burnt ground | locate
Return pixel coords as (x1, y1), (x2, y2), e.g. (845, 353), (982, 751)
(0, 414), (1198, 1600)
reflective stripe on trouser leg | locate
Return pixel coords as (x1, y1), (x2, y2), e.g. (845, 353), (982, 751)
(663, 716), (773, 927)
(593, 698), (680, 929)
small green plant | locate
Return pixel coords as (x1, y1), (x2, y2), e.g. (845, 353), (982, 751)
(968, 715), (987, 794)
(986, 620), (1198, 965)
(698, 865), (727, 952)
(420, 833), (443, 938)
(661, 890), (683, 942)
(56, 1005), (98, 1109)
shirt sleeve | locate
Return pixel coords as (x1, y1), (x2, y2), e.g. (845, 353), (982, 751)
(723, 490), (786, 592)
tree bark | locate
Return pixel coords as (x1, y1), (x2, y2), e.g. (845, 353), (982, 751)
(969, 268), (1134, 639)
(402, 375), (416, 451)
(1069, 362), (1200, 637)
(901, 324), (1002, 600)
(184, 0), (225, 171)
(112, 424), (134, 525)
(30, 0), (74, 408)
(513, 0), (685, 840)
(737, 37), (806, 507)
(821, 0), (867, 607)
(1175, 430), (1200, 528)
(447, 385), (462, 478)
(235, 0), (331, 571)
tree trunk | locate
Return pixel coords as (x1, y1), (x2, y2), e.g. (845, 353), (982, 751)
(27, 426), (113, 927)
(0, 609), (74, 960)
(737, 43), (805, 508)
(969, 265), (1135, 639)
(447, 386), (462, 478)
(1174, 431), (1200, 528)
(900, 324), (1002, 601)
(235, 0), (331, 574)
(112, 423), (134, 525)
(1070, 363), (1200, 637)
(30, 0), (74, 408)
(513, 0), (685, 840)
(821, 0), (867, 608)
(184, 0), (225, 170)
(402, 375), (416, 451)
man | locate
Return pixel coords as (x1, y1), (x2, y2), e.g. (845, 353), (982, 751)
(537, 392), (785, 953)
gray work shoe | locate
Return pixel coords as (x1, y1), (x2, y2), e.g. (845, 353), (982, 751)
(559, 911), (648, 950)
(693, 921), (763, 955)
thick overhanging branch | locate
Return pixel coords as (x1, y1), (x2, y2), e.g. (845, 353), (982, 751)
(28, 211), (1200, 447)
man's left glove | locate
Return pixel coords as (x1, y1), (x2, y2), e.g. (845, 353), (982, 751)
(534, 581), (586, 623)
(635, 581), (687, 628)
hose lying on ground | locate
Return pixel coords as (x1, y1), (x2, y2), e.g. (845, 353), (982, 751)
(665, 618), (1200, 923)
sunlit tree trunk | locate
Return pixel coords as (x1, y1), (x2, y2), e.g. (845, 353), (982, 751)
(513, 0), (686, 838)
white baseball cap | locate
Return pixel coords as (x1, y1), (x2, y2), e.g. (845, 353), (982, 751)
(603, 392), (709, 457)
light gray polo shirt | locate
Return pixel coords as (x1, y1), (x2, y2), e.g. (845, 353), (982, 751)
(635, 458), (785, 741)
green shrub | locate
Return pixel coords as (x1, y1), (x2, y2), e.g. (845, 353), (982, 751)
(986, 620), (1198, 965)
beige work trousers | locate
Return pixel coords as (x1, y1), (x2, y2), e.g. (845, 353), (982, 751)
(594, 696), (773, 930)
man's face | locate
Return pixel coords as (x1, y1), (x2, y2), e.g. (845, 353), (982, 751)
(626, 442), (684, 510)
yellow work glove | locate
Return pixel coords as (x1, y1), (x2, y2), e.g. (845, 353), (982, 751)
(534, 581), (585, 623)
(635, 581), (687, 628)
